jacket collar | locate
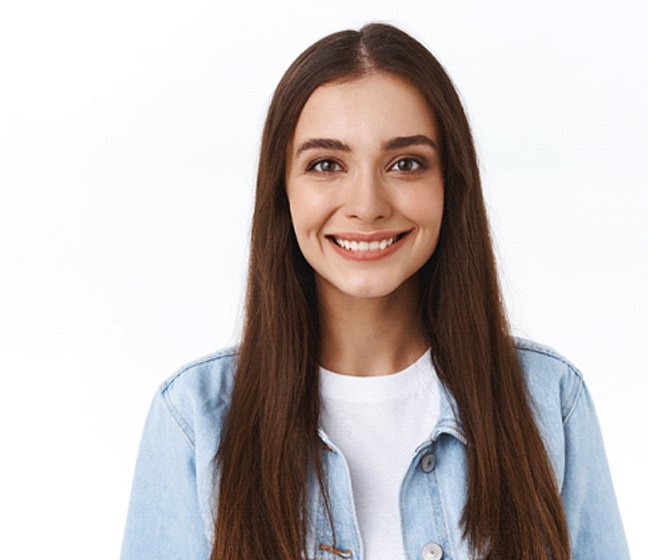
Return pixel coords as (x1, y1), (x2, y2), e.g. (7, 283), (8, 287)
(432, 380), (467, 445)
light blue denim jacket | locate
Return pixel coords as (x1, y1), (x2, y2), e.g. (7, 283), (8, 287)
(120, 338), (629, 559)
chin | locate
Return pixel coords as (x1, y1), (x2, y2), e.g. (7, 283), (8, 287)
(343, 289), (393, 300)
(316, 271), (420, 303)
(333, 279), (405, 300)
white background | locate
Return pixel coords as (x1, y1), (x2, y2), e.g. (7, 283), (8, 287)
(0, 1), (645, 558)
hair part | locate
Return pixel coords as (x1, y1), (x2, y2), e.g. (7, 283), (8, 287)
(212, 22), (570, 560)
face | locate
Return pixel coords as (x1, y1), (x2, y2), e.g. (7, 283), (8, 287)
(285, 71), (444, 303)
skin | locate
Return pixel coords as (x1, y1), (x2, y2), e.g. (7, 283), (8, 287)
(285, 71), (445, 376)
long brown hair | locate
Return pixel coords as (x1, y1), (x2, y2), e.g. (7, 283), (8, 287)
(212, 23), (569, 560)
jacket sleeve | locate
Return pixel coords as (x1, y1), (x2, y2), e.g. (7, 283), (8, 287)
(120, 390), (211, 560)
(560, 376), (630, 559)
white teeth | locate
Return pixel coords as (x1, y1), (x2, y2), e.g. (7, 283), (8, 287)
(334, 236), (398, 251)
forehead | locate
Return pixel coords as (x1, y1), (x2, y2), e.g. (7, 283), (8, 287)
(290, 71), (438, 149)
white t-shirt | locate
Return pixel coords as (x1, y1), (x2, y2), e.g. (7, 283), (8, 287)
(319, 349), (440, 560)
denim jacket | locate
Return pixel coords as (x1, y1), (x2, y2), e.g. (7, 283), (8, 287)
(120, 338), (629, 560)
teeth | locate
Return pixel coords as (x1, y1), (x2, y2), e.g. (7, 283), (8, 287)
(334, 236), (398, 251)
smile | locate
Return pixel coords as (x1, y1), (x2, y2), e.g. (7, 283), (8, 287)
(326, 231), (411, 261)
(333, 235), (401, 252)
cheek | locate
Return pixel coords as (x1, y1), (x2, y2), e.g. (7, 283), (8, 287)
(288, 188), (336, 234)
(399, 189), (444, 228)
(288, 195), (313, 234)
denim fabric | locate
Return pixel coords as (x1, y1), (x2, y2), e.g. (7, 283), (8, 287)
(120, 338), (630, 559)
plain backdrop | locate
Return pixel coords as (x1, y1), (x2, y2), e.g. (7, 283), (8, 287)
(0, 1), (645, 558)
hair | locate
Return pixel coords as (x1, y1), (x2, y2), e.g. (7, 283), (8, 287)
(212, 23), (570, 560)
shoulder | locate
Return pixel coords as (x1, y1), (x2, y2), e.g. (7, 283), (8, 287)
(155, 345), (240, 447)
(512, 337), (585, 423)
(511, 337), (590, 485)
(160, 345), (239, 402)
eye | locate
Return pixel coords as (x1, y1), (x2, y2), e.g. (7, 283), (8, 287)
(390, 158), (425, 172)
(307, 159), (343, 173)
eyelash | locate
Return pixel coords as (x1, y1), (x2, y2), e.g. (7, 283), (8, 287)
(306, 159), (343, 173)
(389, 158), (428, 172)
(305, 157), (428, 174)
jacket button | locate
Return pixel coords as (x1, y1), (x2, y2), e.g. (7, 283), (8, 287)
(421, 542), (443, 560)
(420, 452), (436, 472)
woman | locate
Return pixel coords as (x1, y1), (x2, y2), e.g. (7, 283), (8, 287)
(120, 23), (629, 560)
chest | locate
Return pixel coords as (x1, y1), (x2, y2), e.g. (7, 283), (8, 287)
(306, 434), (480, 560)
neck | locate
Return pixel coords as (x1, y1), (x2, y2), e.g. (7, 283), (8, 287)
(317, 275), (429, 376)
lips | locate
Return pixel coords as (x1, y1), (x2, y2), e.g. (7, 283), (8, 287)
(325, 230), (412, 259)
(333, 234), (400, 252)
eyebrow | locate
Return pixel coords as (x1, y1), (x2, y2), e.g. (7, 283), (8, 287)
(383, 135), (437, 151)
(295, 134), (437, 157)
(295, 138), (351, 157)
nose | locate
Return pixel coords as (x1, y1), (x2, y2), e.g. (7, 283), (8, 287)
(344, 168), (392, 223)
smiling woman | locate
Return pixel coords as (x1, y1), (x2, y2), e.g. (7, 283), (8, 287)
(286, 72), (444, 306)
(120, 23), (629, 560)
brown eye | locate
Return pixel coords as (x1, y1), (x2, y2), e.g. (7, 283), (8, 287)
(391, 158), (422, 171)
(309, 159), (342, 173)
